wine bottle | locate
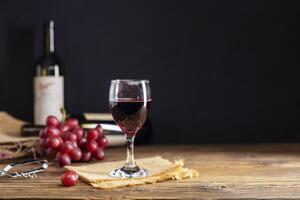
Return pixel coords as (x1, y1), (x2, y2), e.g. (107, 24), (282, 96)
(34, 20), (64, 125)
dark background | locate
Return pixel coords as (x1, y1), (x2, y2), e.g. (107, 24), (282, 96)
(0, 0), (300, 144)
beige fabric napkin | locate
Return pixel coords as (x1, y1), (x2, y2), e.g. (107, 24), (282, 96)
(65, 156), (199, 189)
(0, 112), (38, 160)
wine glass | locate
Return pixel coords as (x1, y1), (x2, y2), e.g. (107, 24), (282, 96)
(109, 79), (151, 178)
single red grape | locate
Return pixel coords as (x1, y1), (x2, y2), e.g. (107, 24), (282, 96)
(71, 141), (78, 148)
(81, 151), (92, 162)
(65, 118), (79, 130)
(45, 127), (61, 138)
(59, 123), (71, 133)
(87, 129), (99, 141)
(85, 141), (98, 153)
(58, 153), (71, 167)
(46, 147), (58, 159)
(46, 115), (60, 127)
(47, 136), (63, 149)
(93, 148), (104, 161)
(97, 137), (108, 149)
(78, 138), (87, 150)
(73, 128), (84, 141)
(39, 138), (49, 149)
(60, 141), (75, 154)
(63, 132), (77, 142)
(39, 129), (48, 138)
(95, 125), (104, 138)
(69, 147), (82, 161)
(61, 171), (78, 187)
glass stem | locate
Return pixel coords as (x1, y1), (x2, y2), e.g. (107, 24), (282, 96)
(124, 135), (137, 170)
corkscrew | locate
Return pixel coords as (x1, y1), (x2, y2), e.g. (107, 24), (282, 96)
(0, 159), (48, 178)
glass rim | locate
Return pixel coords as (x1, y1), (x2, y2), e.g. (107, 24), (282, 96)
(111, 79), (150, 83)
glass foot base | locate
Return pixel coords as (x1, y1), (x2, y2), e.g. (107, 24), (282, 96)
(110, 166), (149, 178)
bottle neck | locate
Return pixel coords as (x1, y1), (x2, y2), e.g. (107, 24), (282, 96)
(44, 21), (55, 55)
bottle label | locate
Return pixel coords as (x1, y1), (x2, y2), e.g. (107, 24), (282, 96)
(34, 76), (64, 125)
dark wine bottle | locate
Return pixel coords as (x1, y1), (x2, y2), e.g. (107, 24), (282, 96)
(34, 20), (64, 125)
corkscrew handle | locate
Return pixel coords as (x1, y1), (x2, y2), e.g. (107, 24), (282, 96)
(0, 159), (48, 178)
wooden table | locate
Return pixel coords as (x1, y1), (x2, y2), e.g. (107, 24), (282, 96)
(1, 144), (300, 199)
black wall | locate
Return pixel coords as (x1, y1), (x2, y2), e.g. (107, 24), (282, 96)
(0, 0), (300, 143)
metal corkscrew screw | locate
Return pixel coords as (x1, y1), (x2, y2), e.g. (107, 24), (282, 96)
(0, 159), (48, 178)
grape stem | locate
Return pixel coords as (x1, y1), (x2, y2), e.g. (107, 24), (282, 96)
(60, 108), (67, 122)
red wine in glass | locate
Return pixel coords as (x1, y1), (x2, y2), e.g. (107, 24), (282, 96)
(109, 79), (151, 178)
(110, 99), (151, 136)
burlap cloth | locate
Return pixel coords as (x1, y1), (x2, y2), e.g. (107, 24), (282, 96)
(65, 156), (198, 189)
(0, 112), (38, 160)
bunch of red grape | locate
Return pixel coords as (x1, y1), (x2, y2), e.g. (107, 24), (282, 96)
(39, 116), (108, 167)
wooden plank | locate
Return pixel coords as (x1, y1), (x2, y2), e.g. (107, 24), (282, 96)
(1, 144), (300, 199)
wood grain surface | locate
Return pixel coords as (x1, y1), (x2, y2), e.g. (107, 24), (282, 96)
(1, 144), (300, 199)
